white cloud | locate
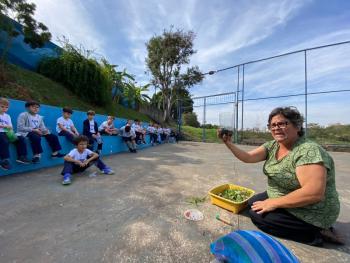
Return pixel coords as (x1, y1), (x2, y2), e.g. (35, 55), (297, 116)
(31, 0), (106, 53)
(192, 0), (307, 67)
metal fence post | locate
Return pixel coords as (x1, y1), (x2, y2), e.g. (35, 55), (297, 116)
(304, 50), (308, 137)
(241, 64), (245, 141)
(235, 66), (240, 143)
(203, 97), (206, 142)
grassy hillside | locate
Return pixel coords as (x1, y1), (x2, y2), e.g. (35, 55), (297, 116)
(181, 126), (221, 143)
(1, 63), (151, 121)
(181, 125), (350, 149)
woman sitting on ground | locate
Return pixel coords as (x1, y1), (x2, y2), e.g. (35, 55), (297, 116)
(219, 106), (343, 246)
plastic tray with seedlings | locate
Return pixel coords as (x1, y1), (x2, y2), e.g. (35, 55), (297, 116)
(209, 184), (255, 214)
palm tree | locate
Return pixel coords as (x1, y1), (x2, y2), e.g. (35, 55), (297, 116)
(123, 82), (151, 109)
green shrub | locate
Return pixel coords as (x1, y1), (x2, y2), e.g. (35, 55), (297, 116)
(37, 43), (111, 106)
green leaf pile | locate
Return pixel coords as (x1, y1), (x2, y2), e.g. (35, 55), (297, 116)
(218, 189), (252, 203)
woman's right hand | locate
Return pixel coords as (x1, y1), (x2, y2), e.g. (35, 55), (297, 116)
(217, 129), (232, 144)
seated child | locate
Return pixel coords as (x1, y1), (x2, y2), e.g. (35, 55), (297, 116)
(147, 122), (158, 146)
(132, 119), (146, 144)
(157, 125), (164, 143)
(17, 100), (64, 163)
(83, 110), (103, 154)
(61, 135), (114, 185)
(0, 98), (30, 170)
(98, 116), (118, 135)
(56, 107), (79, 143)
(163, 127), (171, 143)
(170, 129), (179, 143)
(119, 125), (137, 153)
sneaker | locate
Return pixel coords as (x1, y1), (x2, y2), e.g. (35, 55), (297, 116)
(62, 173), (72, 185)
(132, 149), (137, 153)
(102, 167), (114, 175)
(128, 148), (133, 153)
(16, 156), (31, 164)
(51, 152), (65, 158)
(0, 159), (11, 170)
(32, 156), (40, 164)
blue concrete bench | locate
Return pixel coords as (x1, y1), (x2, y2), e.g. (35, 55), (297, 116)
(1, 99), (153, 176)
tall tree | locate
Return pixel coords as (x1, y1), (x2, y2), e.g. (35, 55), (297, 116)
(146, 28), (203, 122)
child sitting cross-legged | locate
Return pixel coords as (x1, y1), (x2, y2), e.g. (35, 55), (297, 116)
(61, 135), (114, 185)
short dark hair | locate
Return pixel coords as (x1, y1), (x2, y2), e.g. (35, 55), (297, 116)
(63, 107), (73, 114)
(87, 110), (95, 115)
(268, 106), (304, 136)
(73, 135), (89, 145)
(125, 126), (131, 132)
(134, 119), (139, 122)
(25, 100), (40, 108)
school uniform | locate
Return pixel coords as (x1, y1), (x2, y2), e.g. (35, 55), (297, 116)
(61, 148), (106, 175)
(83, 119), (103, 151)
(119, 125), (137, 151)
(98, 121), (117, 135)
(158, 127), (165, 142)
(119, 125), (136, 142)
(132, 123), (143, 143)
(147, 126), (158, 144)
(57, 116), (77, 143)
(17, 112), (61, 155)
(0, 113), (27, 160)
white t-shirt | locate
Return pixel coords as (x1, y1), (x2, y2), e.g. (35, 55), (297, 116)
(164, 128), (171, 135)
(98, 121), (114, 132)
(56, 117), (74, 133)
(28, 114), (41, 129)
(133, 124), (142, 132)
(68, 148), (94, 162)
(158, 128), (164, 134)
(120, 125), (136, 138)
(0, 113), (12, 132)
(147, 126), (156, 134)
(89, 120), (95, 133)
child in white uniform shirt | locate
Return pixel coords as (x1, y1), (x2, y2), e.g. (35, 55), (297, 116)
(98, 116), (118, 135)
(119, 125), (137, 153)
(57, 107), (79, 143)
(61, 135), (113, 185)
(132, 119), (146, 144)
(0, 98), (30, 170)
(147, 123), (158, 146)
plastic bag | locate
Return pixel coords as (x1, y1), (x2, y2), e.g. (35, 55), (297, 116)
(210, 230), (300, 263)
(4, 128), (18, 142)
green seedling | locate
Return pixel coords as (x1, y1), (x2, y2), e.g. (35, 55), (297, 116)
(218, 189), (252, 203)
(186, 196), (207, 207)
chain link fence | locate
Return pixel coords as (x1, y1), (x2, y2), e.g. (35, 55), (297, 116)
(178, 41), (350, 148)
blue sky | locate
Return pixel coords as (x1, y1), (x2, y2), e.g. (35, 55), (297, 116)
(31, 0), (350, 128)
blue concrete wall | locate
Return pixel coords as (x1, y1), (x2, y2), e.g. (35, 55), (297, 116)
(0, 17), (60, 71)
(1, 99), (152, 177)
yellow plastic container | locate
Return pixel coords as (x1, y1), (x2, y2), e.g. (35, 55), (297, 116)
(208, 184), (255, 214)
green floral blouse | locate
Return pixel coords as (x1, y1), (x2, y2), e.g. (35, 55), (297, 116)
(262, 137), (340, 229)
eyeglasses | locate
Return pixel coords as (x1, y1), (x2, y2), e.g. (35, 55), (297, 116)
(267, 121), (289, 130)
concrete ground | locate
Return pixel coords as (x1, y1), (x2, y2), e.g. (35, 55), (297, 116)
(0, 142), (349, 263)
